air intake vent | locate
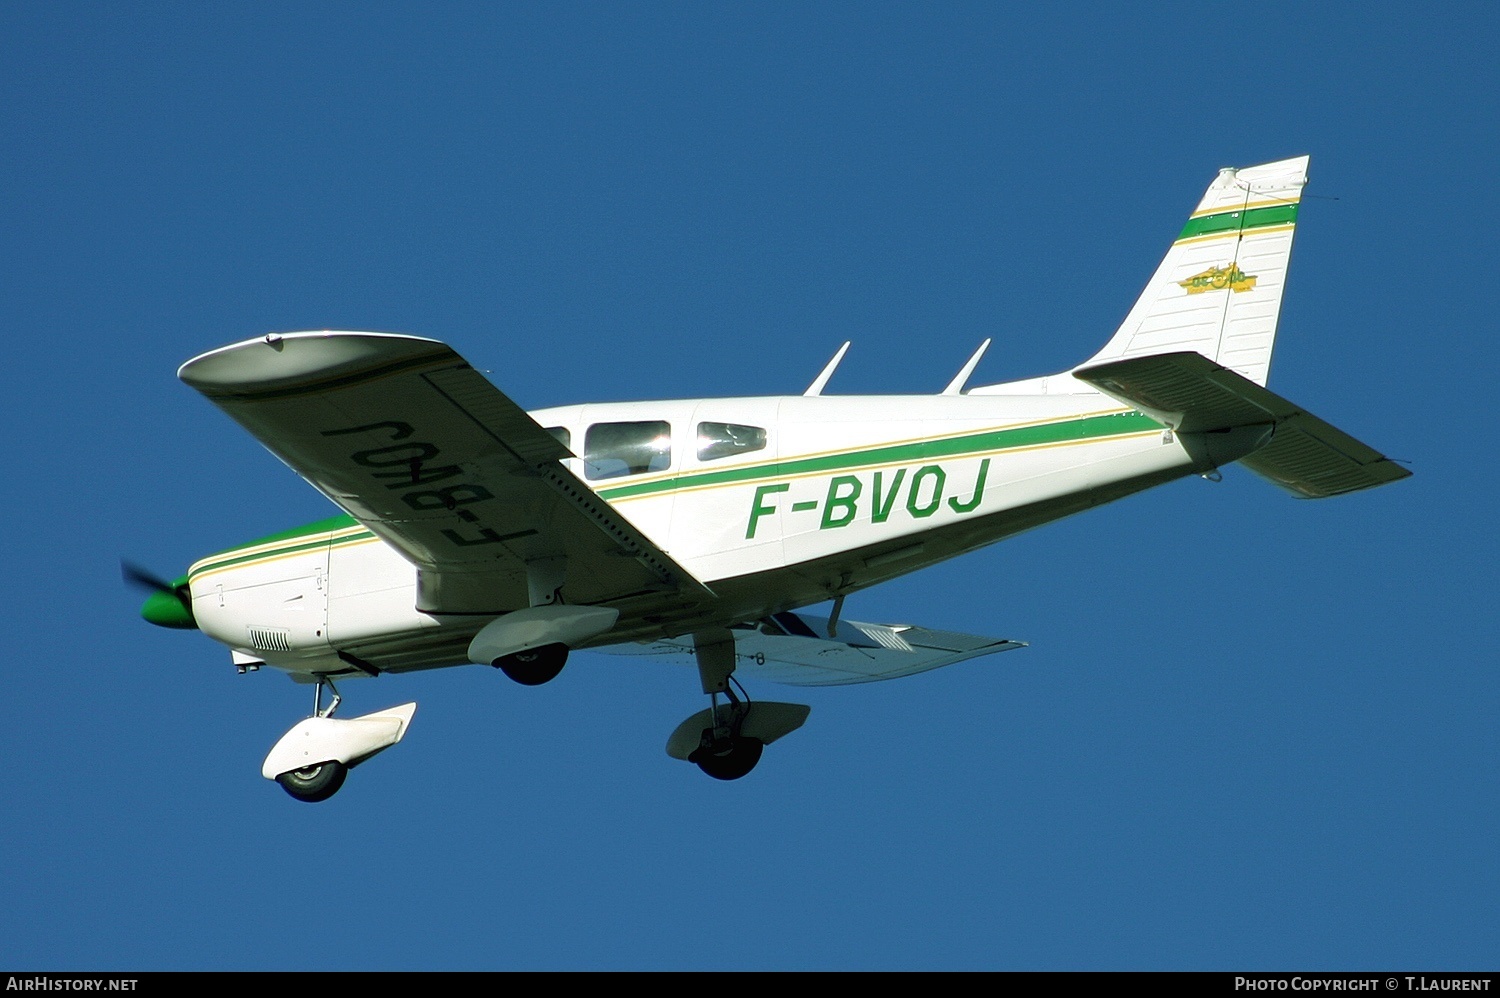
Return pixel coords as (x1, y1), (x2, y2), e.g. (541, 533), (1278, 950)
(247, 627), (292, 652)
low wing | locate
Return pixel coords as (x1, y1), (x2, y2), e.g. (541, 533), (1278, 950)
(179, 331), (713, 615)
(596, 611), (1025, 686)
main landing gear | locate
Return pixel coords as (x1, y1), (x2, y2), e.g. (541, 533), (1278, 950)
(687, 682), (765, 781)
(664, 629), (810, 781)
(466, 604), (620, 687)
(262, 677), (417, 803)
(492, 642), (569, 686)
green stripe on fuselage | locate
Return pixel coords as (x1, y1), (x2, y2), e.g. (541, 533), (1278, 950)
(598, 410), (1160, 500)
(188, 514), (371, 580)
(189, 410), (1161, 579)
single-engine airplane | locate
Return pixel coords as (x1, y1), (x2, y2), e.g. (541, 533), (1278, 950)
(130, 155), (1408, 802)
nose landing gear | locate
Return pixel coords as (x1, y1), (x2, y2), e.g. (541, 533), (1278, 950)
(262, 677), (417, 802)
(276, 760), (348, 802)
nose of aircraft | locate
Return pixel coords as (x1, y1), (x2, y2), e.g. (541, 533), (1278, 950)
(123, 561), (198, 630)
(141, 583), (197, 628)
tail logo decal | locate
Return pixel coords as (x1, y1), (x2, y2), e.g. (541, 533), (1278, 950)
(1178, 264), (1257, 294)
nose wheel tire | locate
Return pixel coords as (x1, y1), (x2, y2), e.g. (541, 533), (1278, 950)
(276, 760), (348, 802)
(690, 736), (764, 781)
(493, 643), (569, 686)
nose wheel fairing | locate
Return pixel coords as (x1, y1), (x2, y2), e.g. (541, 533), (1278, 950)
(262, 696), (417, 802)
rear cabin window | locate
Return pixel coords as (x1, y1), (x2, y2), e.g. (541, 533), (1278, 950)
(585, 421), (672, 480)
(696, 422), (767, 462)
(544, 426), (571, 451)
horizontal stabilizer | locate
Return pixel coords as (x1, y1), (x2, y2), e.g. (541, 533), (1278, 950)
(1074, 351), (1411, 498)
(596, 612), (1024, 687)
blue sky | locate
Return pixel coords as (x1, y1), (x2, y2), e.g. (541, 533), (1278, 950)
(2, 3), (1494, 971)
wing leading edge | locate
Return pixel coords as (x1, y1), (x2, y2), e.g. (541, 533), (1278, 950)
(179, 331), (713, 616)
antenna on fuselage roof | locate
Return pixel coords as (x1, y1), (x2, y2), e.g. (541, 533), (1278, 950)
(941, 339), (992, 396)
(804, 341), (851, 396)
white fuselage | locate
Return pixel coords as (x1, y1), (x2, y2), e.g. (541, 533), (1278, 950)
(187, 385), (1189, 674)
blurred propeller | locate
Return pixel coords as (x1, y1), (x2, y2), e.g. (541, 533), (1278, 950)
(122, 560), (178, 595)
(122, 559), (197, 629)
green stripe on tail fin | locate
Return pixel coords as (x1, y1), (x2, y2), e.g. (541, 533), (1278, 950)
(1079, 156), (1310, 388)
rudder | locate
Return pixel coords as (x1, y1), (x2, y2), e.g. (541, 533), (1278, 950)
(1078, 156), (1310, 387)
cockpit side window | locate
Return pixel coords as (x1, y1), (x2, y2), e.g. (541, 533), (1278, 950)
(696, 421), (767, 462)
(584, 421), (672, 480)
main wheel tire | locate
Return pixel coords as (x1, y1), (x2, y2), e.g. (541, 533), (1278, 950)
(276, 760), (348, 803)
(494, 643), (569, 686)
(692, 736), (764, 781)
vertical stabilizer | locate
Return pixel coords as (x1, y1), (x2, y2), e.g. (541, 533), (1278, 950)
(1077, 156), (1309, 387)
